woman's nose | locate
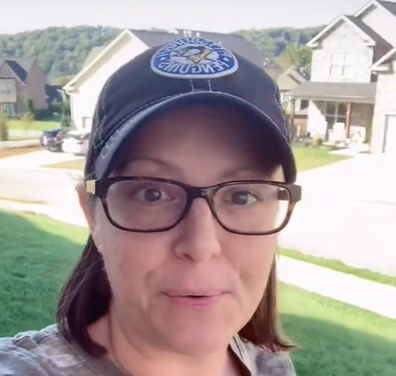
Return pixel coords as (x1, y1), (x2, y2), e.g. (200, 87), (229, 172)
(173, 198), (222, 262)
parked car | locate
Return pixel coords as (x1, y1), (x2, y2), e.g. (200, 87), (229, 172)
(61, 131), (90, 156)
(40, 128), (69, 152)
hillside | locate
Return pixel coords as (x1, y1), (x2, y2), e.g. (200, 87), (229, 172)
(0, 25), (323, 81)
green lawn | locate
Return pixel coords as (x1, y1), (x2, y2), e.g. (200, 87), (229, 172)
(7, 119), (61, 131)
(1, 210), (395, 376)
(292, 146), (350, 172)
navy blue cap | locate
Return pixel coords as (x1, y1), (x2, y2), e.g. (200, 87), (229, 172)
(85, 37), (297, 183)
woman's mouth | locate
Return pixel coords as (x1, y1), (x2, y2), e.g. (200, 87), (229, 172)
(165, 292), (226, 308)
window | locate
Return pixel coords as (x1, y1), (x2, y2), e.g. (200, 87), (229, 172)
(324, 102), (347, 129)
(329, 52), (353, 78)
(300, 100), (309, 110)
(1, 103), (16, 116)
(280, 92), (291, 105)
(0, 84), (12, 95)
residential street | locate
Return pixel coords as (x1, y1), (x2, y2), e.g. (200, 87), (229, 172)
(0, 151), (395, 276)
(280, 154), (396, 276)
(0, 167), (80, 207)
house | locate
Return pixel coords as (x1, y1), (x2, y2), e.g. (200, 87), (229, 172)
(290, 0), (396, 154)
(63, 29), (276, 131)
(277, 66), (309, 137)
(0, 58), (48, 116)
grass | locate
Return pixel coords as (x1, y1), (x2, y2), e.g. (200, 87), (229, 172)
(7, 119), (61, 131)
(280, 249), (396, 288)
(1, 210), (395, 375)
(292, 146), (350, 172)
(0, 146), (41, 159)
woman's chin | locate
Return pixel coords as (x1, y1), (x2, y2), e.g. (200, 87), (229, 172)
(156, 320), (234, 356)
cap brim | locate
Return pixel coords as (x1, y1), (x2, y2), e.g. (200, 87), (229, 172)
(94, 91), (297, 183)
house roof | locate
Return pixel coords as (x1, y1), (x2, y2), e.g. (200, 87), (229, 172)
(355, 0), (396, 18)
(307, 14), (386, 47)
(377, 0), (396, 15)
(276, 65), (307, 91)
(290, 81), (377, 103)
(129, 29), (180, 47)
(372, 47), (396, 69)
(345, 15), (392, 50)
(83, 47), (105, 67)
(0, 57), (35, 83)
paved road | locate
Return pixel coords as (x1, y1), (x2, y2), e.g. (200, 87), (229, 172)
(279, 154), (396, 276)
(0, 167), (80, 207)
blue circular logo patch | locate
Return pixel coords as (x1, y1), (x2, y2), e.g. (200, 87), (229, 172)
(150, 38), (239, 79)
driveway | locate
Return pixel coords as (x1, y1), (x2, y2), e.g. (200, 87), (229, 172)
(279, 153), (396, 276)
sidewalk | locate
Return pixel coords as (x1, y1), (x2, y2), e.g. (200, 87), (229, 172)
(1, 198), (395, 320)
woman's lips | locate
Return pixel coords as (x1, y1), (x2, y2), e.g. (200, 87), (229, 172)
(164, 293), (226, 308)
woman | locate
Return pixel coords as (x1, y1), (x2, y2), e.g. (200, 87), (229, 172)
(0, 37), (301, 376)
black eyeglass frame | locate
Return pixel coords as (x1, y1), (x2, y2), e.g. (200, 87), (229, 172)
(86, 177), (302, 236)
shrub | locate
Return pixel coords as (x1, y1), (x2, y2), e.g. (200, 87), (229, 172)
(0, 114), (9, 141)
(312, 135), (324, 147)
(33, 109), (52, 120)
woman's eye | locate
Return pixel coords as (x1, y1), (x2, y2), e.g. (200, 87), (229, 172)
(230, 191), (257, 205)
(138, 188), (169, 202)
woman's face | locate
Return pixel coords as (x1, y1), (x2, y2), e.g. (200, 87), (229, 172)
(83, 104), (283, 356)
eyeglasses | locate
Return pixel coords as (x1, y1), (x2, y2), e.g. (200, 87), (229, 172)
(86, 177), (302, 235)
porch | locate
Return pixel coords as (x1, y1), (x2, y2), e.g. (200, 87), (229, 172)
(289, 82), (376, 143)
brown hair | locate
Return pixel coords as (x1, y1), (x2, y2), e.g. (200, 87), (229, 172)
(57, 232), (294, 356)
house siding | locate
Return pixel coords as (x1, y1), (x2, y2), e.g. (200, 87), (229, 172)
(25, 61), (48, 110)
(71, 34), (147, 131)
(0, 63), (25, 113)
(371, 60), (396, 152)
(310, 21), (374, 83)
(360, 5), (396, 46)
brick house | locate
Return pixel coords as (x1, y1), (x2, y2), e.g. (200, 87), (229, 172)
(0, 58), (48, 116)
(290, 0), (396, 154)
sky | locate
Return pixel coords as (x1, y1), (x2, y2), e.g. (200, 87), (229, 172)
(1, 0), (376, 34)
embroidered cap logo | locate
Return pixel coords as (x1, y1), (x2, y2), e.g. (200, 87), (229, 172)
(150, 37), (239, 79)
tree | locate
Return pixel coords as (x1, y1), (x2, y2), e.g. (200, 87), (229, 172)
(61, 98), (72, 128)
(284, 44), (312, 71)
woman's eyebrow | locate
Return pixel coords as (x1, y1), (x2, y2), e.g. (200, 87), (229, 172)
(218, 167), (273, 180)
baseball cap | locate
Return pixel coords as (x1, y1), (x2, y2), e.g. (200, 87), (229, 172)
(84, 37), (297, 183)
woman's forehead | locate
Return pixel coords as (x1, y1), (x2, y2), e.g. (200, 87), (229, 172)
(112, 104), (282, 181)
(128, 104), (275, 154)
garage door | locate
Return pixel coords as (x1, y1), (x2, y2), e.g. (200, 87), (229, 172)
(384, 114), (396, 155)
(82, 117), (93, 131)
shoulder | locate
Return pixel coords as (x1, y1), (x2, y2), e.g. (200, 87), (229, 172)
(0, 325), (85, 376)
(232, 336), (296, 376)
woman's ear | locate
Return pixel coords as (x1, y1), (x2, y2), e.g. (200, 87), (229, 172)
(75, 182), (103, 253)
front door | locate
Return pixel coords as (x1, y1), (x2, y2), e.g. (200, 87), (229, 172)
(383, 114), (396, 155)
